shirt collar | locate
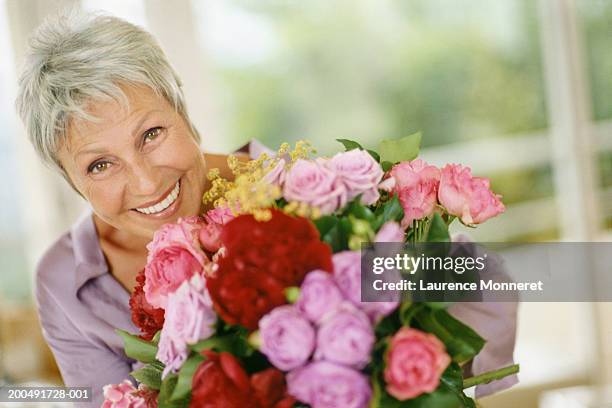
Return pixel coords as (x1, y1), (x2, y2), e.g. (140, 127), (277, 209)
(71, 210), (109, 292)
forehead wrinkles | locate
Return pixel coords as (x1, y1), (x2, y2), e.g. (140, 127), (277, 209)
(64, 96), (135, 155)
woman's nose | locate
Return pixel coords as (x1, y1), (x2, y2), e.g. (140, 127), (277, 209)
(127, 158), (162, 196)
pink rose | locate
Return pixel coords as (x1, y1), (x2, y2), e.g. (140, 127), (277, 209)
(375, 221), (405, 242)
(199, 207), (235, 252)
(389, 160), (441, 228)
(384, 327), (451, 400)
(144, 217), (208, 309)
(326, 150), (383, 205)
(438, 164), (505, 225)
(263, 157), (287, 187)
(283, 159), (347, 215)
(162, 274), (217, 345)
(102, 380), (156, 408)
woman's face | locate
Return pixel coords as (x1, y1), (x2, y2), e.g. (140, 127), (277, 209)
(58, 84), (207, 240)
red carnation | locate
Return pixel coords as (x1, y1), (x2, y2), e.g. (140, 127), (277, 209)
(190, 351), (293, 408)
(129, 269), (165, 341)
(207, 210), (333, 329)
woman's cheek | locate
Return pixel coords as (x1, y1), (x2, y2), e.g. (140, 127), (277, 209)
(86, 180), (126, 217)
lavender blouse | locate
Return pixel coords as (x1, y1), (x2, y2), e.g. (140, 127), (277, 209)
(34, 145), (518, 407)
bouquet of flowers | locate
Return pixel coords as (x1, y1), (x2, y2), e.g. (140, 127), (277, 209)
(103, 134), (518, 408)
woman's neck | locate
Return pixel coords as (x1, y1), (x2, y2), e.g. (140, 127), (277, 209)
(92, 214), (150, 254)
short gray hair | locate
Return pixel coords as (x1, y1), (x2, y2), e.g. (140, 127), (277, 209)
(15, 10), (200, 176)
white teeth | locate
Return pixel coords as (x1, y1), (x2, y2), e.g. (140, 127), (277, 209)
(135, 181), (180, 214)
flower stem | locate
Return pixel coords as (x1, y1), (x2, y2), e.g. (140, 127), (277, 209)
(462, 364), (519, 389)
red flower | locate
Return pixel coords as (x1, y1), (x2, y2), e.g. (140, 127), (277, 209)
(207, 210), (333, 329)
(190, 351), (293, 408)
(190, 351), (252, 408)
(129, 269), (165, 341)
(251, 368), (295, 408)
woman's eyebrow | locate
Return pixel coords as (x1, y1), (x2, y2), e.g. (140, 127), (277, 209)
(73, 109), (165, 158)
(75, 144), (106, 158)
(131, 109), (164, 138)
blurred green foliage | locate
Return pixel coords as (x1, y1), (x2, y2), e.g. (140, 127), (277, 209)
(578, 0), (612, 121)
(218, 0), (547, 152)
(214, 0), (556, 208)
(212, 0), (611, 225)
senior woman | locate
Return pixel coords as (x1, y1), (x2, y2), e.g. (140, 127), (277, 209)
(14, 11), (259, 406)
(17, 11), (518, 407)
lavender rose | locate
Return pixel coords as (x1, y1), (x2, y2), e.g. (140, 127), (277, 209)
(259, 305), (316, 371)
(333, 251), (399, 322)
(314, 302), (375, 369)
(283, 159), (347, 214)
(263, 157), (287, 187)
(156, 332), (188, 379)
(296, 270), (344, 323)
(287, 361), (372, 408)
(326, 149), (383, 205)
(162, 274), (217, 345)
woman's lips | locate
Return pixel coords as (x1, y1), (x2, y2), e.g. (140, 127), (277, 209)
(132, 179), (182, 219)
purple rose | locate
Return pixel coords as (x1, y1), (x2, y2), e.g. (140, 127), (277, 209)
(156, 332), (188, 378)
(259, 305), (316, 371)
(296, 270), (344, 323)
(283, 159), (347, 214)
(314, 303), (374, 369)
(287, 361), (372, 408)
(326, 149), (383, 205)
(162, 275), (217, 345)
(333, 251), (399, 322)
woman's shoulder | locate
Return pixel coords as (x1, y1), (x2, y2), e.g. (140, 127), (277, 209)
(35, 211), (101, 301)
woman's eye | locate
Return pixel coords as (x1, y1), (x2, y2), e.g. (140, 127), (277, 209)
(88, 161), (111, 174)
(143, 127), (162, 144)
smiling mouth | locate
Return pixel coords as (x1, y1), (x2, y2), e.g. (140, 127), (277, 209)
(134, 180), (180, 215)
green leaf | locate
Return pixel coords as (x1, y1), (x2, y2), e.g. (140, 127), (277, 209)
(158, 373), (190, 408)
(336, 138), (363, 151)
(131, 363), (162, 390)
(369, 366), (470, 408)
(414, 308), (485, 364)
(345, 198), (375, 222)
(440, 363), (477, 408)
(426, 213), (451, 242)
(170, 353), (206, 401)
(424, 302), (452, 310)
(314, 215), (339, 238)
(367, 149), (381, 163)
(381, 160), (394, 172)
(374, 310), (401, 339)
(116, 329), (158, 364)
(399, 302), (422, 326)
(373, 195), (404, 230)
(191, 334), (253, 357)
(316, 217), (352, 252)
(377, 132), (422, 164)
